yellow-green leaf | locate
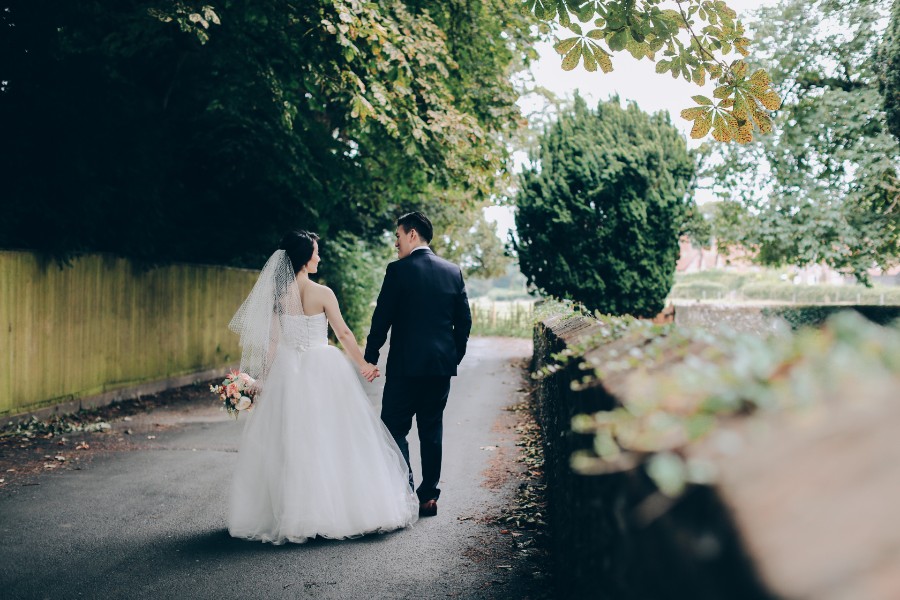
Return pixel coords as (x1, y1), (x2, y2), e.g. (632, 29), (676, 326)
(681, 106), (707, 120)
(759, 90), (782, 110)
(626, 40), (650, 60)
(555, 37), (580, 55)
(583, 48), (598, 72)
(749, 68), (770, 91)
(691, 95), (713, 106)
(608, 29), (629, 52)
(736, 120), (753, 144)
(562, 43), (583, 71)
(690, 113), (713, 139)
(692, 67), (706, 86)
(750, 106), (773, 134)
(593, 45), (614, 73)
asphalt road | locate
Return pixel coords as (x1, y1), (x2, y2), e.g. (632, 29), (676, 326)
(0, 338), (537, 600)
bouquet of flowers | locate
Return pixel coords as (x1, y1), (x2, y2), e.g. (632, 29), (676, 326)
(210, 370), (257, 418)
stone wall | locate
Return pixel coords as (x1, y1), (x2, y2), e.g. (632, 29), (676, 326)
(532, 309), (900, 599)
(532, 315), (774, 600)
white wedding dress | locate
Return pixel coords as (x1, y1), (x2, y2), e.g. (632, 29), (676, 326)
(227, 311), (419, 544)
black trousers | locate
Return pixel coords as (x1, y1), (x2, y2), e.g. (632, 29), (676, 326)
(381, 375), (451, 503)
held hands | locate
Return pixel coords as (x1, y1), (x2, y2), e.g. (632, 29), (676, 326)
(360, 362), (381, 383)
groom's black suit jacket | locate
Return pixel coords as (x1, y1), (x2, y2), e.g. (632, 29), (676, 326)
(365, 248), (472, 377)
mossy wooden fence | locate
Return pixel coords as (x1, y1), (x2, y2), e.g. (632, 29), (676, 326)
(0, 251), (258, 417)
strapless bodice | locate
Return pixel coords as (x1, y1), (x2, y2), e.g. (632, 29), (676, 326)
(281, 312), (328, 352)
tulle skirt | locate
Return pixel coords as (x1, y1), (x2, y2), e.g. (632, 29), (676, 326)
(227, 343), (419, 544)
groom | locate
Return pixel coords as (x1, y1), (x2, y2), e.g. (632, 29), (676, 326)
(365, 211), (472, 517)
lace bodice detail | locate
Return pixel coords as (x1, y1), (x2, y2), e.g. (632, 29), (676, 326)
(281, 312), (329, 352)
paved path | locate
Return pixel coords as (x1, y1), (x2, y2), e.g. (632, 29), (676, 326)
(0, 338), (536, 600)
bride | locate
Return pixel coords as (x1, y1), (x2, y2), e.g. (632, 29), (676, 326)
(226, 230), (418, 544)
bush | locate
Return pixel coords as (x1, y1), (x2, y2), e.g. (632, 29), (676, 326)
(514, 96), (695, 317)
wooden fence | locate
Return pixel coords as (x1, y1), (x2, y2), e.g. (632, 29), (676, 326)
(0, 251), (258, 417)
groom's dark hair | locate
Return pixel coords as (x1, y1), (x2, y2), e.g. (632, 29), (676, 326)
(397, 211), (433, 243)
(279, 230), (319, 274)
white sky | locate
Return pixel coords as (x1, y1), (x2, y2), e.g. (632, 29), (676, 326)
(485, 0), (779, 238)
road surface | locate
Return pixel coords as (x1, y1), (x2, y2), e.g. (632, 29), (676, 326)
(0, 338), (541, 600)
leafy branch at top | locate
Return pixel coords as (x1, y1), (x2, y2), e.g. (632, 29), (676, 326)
(525, 0), (782, 143)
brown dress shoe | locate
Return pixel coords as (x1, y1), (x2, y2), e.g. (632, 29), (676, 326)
(419, 499), (438, 517)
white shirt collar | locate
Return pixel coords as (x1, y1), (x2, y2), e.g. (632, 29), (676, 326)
(410, 245), (430, 254)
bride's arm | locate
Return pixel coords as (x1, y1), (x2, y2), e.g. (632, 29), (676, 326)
(322, 288), (378, 376)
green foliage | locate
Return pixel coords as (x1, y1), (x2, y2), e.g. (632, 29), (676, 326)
(740, 283), (900, 305)
(425, 202), (512, 280)
(0, 0), (536, 342)
(668, 281), (727, 300)
(699, 0), (900, 279)
(675, 269), (754, 290)
(318, 232), (394, 335)
(763, 305), (900, 329)
(563, 311), (900, 497)
(513, 97), (695, 317)
(525, 0), (781, 143)
(880, 0), (900, 141)
(469, 301), (536, 338)
(670, 269), (900, 304)
(0, 1), (536, 269)
(466, 262), (531, 298)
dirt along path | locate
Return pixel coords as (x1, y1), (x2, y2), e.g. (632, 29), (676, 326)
(0, 337), (551, 600)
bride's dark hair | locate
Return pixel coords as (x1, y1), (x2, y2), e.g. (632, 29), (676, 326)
(279, 230), (319, 274)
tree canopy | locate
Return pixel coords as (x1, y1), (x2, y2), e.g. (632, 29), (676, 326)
(526, 0), (782, 143)
(698, 0), (900, 279)
(0, 1), (534, 333)
(0, 1), (532, 269)
(513, 96), (695, 317)
(880, 0), (900, 142)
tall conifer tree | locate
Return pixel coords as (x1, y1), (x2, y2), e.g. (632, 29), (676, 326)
(514, 97), (694, 317)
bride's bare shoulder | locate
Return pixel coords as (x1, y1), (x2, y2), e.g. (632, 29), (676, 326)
(307, 280), (334, 296)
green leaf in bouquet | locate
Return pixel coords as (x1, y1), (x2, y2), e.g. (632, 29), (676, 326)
(646, 452), (687, 498)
